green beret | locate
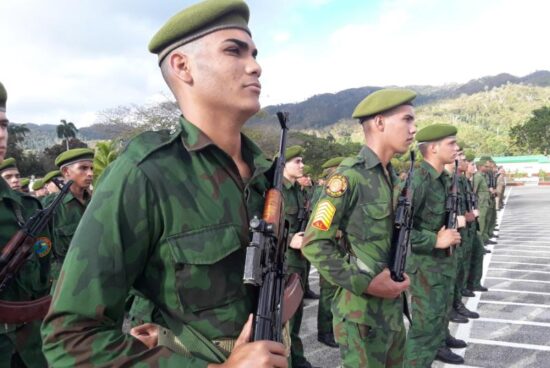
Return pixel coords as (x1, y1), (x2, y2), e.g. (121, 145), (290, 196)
(302, 164), (312, 175)
(43, 170), (61, 183)
(0, 157), (17, 172)
(55, 148), (94, 168)
(32, 179), (45, 191)
(416, 124), (457, 143)
(149, 0), (250, 63)
(456, 140), (467, 150)
(352, 88), (416, 120)
(478, 155), (494, 163)
(20, 178), (30, 188)
(464, 151), (476, 162)
(321, 157), (345, 169)
(284, 145), (303, 161)
(0, 81), (6, 112)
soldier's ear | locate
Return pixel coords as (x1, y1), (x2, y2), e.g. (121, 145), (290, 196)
(373, 115), (385, 131)
(169, 51), (193, 84)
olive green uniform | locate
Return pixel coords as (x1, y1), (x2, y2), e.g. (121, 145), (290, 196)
(303, 146), (406, 368)
(0, 178), (51, 367)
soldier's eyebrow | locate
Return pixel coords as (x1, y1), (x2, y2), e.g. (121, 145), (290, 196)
(0, 118), (8, 125)
(224, 38), (258, 57)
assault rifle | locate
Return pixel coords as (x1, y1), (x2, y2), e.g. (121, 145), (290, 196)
(243, 112), (303, 342)
(0, 180), (73, 324)
(444, 160), (460, 257)
(389, 150), (415, 282)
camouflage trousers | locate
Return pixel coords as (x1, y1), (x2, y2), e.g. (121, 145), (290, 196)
(288, 264), (308, 367)
(487, 203), (497, 237)
(468, 230), (485, 289)
(0, 321), (47, 368)
(333, 316), (405, 368)
(404, 267), (455, 367)
(454, 225), (473, 304)
(318, 274), (337, 335)
(478, 205), (490, 242)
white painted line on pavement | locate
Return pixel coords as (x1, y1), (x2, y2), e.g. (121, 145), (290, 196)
(490, 261), (550, 267)
(449, 188), (511, 362)
(468, 338), (550, 351)
(478, 317), (550, 328)
(493, 249), (550, 253)
(497, 245), (550, 249)
(488, 288), (550, 296)
(479, 300), (550, 309)
(489, 268), (550, 275)
(486, 277), (550, 284)
(491, 255), (550, 259)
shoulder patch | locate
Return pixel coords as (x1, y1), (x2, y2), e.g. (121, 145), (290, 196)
(34, 237), (52, 257)
(311, 200), (336, 231)
(325, 175), (348, 198)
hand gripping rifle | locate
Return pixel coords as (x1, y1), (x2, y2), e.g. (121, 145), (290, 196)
(389, 150), (415, 282)
(0, 180), (73, 324)
(243, 112), (303, 342)
(444, 160), (459, 257)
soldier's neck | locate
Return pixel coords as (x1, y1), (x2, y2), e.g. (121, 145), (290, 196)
(71, 185), (89, 204)
(364, 139), (392, 166)
(424, 156), (445, 174)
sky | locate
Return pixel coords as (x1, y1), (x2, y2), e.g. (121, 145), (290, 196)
(0, 0), (549, 127)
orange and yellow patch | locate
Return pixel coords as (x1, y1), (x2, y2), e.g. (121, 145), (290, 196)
(311, 200), (336, 231)
(325, 175), (348, 198)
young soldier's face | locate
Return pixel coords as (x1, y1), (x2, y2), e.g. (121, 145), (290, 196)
(383, 105), (416, 154)
(1, 168), (21, 190)
(191, 29), (262, 118)
(435, 136), (459, 164)
(284, 157), (304, 180)
(0, 112), (7, 162)
(63, 161), (94, 190)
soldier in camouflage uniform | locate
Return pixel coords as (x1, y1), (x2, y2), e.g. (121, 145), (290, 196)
(43, 148), (94, 286)
(41, 1), (289, 367)
(0, 81), (51, 367)
(313, 157), (345, 349)
(281, 145), (317, 368)
(303, 88), (416, 368)
(404, 124), (463, 366)
(0, 158), (21, 192)
(496, 166), (506, 210)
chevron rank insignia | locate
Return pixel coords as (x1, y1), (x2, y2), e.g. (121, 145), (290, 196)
(325, 174), (348, 198)
(311, 200), (336, 231)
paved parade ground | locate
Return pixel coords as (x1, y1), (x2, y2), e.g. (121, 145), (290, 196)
(302, 186), (550, 368)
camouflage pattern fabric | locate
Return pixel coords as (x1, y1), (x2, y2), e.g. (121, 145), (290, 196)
(473, 172), (491, 242)
(0, 178), (51, 367)
(317, 275), (337, 335)
(41, 117), (272, 367)
(453, 175), (473, 304)
(42, 189), (90, 283)
(303, 146), (406, 368)
(404, 161), (456, 367)
(333, 319), (405, 368)
(467, 232), (486, 290)
(282, 179), (308, 367)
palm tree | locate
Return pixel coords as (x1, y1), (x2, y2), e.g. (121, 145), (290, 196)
(7, 123), (30, 144)
(57, 119), (78, 151)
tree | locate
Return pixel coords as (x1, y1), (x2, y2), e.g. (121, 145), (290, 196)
(93, 140), (120, 187)
(42, 138), (88, 172)
(6, 123), (45, 177)
(510, 106), (550, 154)
(8, 123), (30, 145)
(57, 119), (79, 151)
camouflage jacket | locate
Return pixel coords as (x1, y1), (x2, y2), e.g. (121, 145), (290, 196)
(43, 189), (90, 269)
(0, 178), (52, 334)
(406, 161), (456, 277)
(41, 117), (272, 367)
(302, 146), (404, 331)
(472, 172), (490, 207)
(283, 178), (308, 270)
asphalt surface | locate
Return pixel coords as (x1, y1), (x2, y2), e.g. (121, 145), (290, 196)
(301, 186), (550, 368)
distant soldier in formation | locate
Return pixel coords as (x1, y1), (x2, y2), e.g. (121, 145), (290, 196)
(32, 178), (49, 197)
(404, 124), (463, 366)
(0, 158), (21, 191)
(304, 88), (416, 368)
(42, 170), (62, 195)
(313, 156), (345, 349)
(0, 81), (51, 367)
(496, 166), (506, 210)
(44, 148), (94, 286)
